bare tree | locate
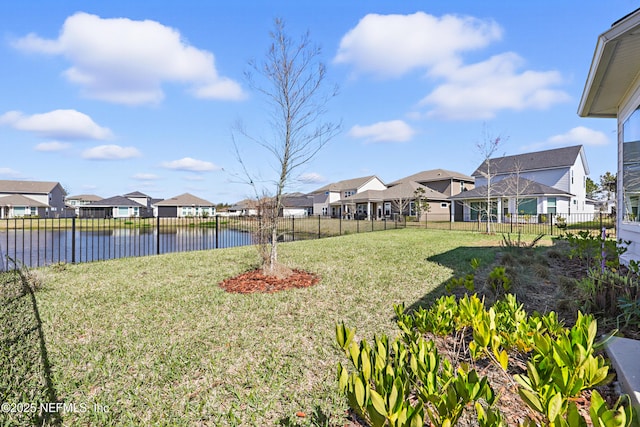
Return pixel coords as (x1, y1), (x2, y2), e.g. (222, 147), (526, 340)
(468, 129), (507, 233)
(503, 160), (535, 222)
(234, 19), (340, 276)
(392, 196), (410, 219)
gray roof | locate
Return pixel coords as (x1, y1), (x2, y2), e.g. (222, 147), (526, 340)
(282, 194), (313, 208)
(66, 194), (103, 202)
(449, 176), (573, 200)
(85, 195), (145, 207)
(389, 169), (474, 186)
(472, 145), (585, 177)
(334, 181), (448, 204)
(124, 191), (150, 198)
(0, 179), (62, 194)
(311, 175), (382, 194)
(0, 194), (49, 207)
(154, 193), (215, 207)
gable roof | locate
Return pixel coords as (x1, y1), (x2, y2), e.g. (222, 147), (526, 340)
(311, 175), (382, 193)
(450, 176), (573, 200)
(282, 193), (313, 208)
(86, 195), (145, 207)
(154, 193), (214, 207)
(0, 179), (62, 194)
(579, 8), (640, 117)
(66, 194), (103, 202)
(334, 182), (449, 204)
(0, 194), (49, 207)
(472, 145), (586, 177)
(124, 191), (150, 198)
(383, 181), (448, 201)
(388, 169), (474, 186)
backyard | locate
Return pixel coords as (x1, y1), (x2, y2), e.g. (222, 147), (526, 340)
(0, 228), (633, 425)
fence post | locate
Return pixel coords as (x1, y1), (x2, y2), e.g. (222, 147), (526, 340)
(71, 217), (76, 264)
(292, 216), (295, 241)
(156, 215), (161, 255)
(339, 215), (342, 235)
(215, 215), (219, 249)
(599, 212), (603, 231)
(318, 215), (321, 239)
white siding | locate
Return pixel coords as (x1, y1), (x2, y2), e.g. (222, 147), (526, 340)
(359, 177), (386, 192)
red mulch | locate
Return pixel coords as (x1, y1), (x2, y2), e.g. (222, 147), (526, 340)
(219, 269), (320, 294)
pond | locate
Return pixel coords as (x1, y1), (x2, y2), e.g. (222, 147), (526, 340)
(0, 226), (254, 270)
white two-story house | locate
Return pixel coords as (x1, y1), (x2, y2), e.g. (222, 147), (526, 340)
(450, 145), (593, 222)
(309, 175), (387, 219)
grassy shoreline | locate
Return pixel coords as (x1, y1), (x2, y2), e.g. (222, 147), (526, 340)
(5, 229), (529, 425)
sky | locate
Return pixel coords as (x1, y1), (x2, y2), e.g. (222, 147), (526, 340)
(0, 1), (637, 203)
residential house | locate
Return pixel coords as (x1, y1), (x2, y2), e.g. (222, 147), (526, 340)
(345, 181), (451, 221)
(0, 180), (68, 218)
(227, 199), (259, 216)
(387, 169), (475, 221)
(79, 194), (152, 219)
(579, 7), (640, 263)
(66, 194), (102, 217)
(281, 193), (314, 217)
(154, 193), (216, 217)
(310, 175), (386, 218)
(124, 191), (158, 217)
(450, 145), (593, 222)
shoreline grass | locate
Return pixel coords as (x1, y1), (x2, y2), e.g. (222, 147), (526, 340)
(8, 229), (529, 425)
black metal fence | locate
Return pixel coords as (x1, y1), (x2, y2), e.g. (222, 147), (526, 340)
(410, 212), (616, 236)
(0, 215), (405, 270)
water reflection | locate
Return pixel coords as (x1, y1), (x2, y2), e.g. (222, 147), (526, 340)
(0, 227), (253, 269)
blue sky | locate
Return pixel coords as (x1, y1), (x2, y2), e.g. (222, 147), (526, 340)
(0, 1), (637, 203)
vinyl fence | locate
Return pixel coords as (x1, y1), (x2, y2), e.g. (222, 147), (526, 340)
(0, 215), (405, 271)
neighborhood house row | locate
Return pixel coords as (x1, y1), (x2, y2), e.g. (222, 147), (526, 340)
(0, 144), (598, 223)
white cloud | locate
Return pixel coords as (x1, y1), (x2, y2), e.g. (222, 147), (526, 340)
(334, 12), (502, 78)
(298, 172), (326, 184)
(183, 175), (206, 181)
(0, 167), (24, 178)
(335, 12), (569, 120)
(0, 109), (112, 140)
(420, 53), (570, 120)
(161, 157), (219, 172)
(34, 141), (72, 151)
(348, 120), (415, 143)
(82, 144), (141, 160)
(132, 173), (159, 180)
(12, 12), (245, 105)
(520, 126), (611, 152)
(547, 126), (610, 147)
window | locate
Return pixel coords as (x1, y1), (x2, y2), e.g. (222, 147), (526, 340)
(547, 197), (556, 215)
(409, 201), (415, 216)
(460, 181), (466, 191)
(623, 105), (640, 221)
(440, 202), (448, 209)
(118, 207), (129, 217)
(470, 201), (497, 221)
(518, 198), (537, 215)
(384, 202), (391, 216)
(344, 190), (354, 198)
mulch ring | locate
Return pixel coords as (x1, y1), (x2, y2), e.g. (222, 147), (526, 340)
(219, 269), (320, 294)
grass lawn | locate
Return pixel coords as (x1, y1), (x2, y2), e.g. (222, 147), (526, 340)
(6, 229), (541, 426)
